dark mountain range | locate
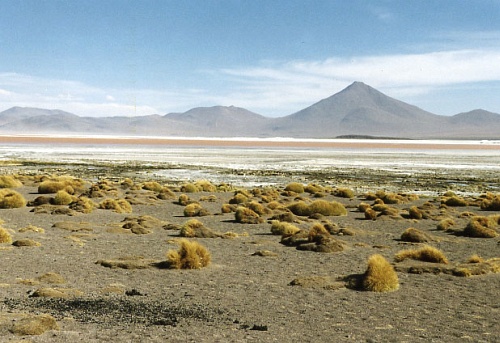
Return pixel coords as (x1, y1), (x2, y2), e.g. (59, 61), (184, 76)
(1, 82), (499, 139)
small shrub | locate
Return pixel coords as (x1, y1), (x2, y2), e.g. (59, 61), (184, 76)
(480, 195), (500, 211)
(235, 207), (261, 224)
(177, 194), (191, 206)
(308, 200), (347, 216)
(142, 181), (163, 192)
(284, 182), (304, 194)
(270, 221), (300, 236)
(180, 183), (199, 193)
(183, 203), (209, 217)
(437, 218), (455, 231)
(166, 239), (211, 269)
(463, 216), (498, 238)
(308, 223), (330, 242)
(69, 196), (96, 214)
(0, 226), (12, 243)
(400, 227), (432, 243)
(304, 183), (324, 194)
(246, 201), (268, 216)
(467, 254), (485, 264)
(287, 201), (310, 216)
(408, 206), (423, 220)
(229, 193), (249, 204)
(221, 203), (235, 213)
(443, 196), (468, 207)
(358, 202), (371, 212)
(361, 254), (399, 292)
(333, 187), (355, 199)
(394, 245), (448, 264)
(0, 189), (26, 208)
(99, 198), (132, 213)
(194, 180), (217, 192)
(53, 190), (75, 205)
(0, 175), (22, 188)
(364, 209), (377, 220)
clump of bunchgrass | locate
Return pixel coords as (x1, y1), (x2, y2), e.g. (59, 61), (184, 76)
(400, 227), (433, 243)
(270, 220), (301, 236)
(443, 195), (468, 207)
(287, 200), (347, 217)
(394, 245), (448, 264)
(142, 181), (163, 192)
(361, 254), (399, 292)
(0, 189), (26, 208)
(0, 175), (22, 188)
(166, 239), (211, 269)
(98, 198), (132, 213)
(308, 223), (330, 242)
(408, 206), (423, 220)
(183, 203), (209, 217)
(463, 216), (498, 238)
(194, 180), (217, 192)
(0, 226), (12, 243)
(38, 176), (86, 194)
(284, 182), (305, 194)
(333, 187), (355, 199)
(235, 207), (262, 224)
(436, 218), (455, 231)
(480, 194), (500, 211)
(52, 190), (75, 205)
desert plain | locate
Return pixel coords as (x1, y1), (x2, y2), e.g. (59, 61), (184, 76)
(0, 138), (498, 342)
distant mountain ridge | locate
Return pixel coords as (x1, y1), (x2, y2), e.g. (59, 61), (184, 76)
(1, 82), (500, 139)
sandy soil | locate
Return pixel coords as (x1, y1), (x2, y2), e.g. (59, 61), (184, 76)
(0, 165), (499, 342)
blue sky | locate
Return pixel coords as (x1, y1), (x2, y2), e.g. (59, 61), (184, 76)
(1, 0), (500, 117)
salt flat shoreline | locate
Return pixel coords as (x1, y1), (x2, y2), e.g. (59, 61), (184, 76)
(1, 134), (500, 150)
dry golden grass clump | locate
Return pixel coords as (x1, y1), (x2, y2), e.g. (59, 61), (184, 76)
(52, 190), (75, 205)
(394, 245), (448, 264)
(179, 219), (221, 238)
(400, 227), (433, 243)
(9, 313), (59, 336)
(287, 200), (347, 217)
(235, 206), (262, 224)
(166, 239), (211, 269)
(308, 223), (330, 242)
(141, 181), (163, 192)
(98, 198), (132, 213)
(361, 254), (399, 292)
(69, 196), (96, 213)
(246, 200), (269, 216)
(408, 206), (423, 219)
(364, 208), (377, 220)
(358, 202), (371, 212)
(304, 183), (324, 194)
(0, 189), (26, 208)
(0, 226), (13, 243)
(443, 195), (468, 207)
(463, 216), (498, 238)
(180, 183), (199, 193)
(284, 182), (305, 194)
(333, 187), (355, 199)
(229, 192), (249, 205)
(467, 254), (485, 264)
(270, 220), (301, 236)
(436, 218), (455, 231)
(221, 203), (236, 213)
(194, 180), (217, 192)
(38, 176), (86, 194)
(183, 203), (210, 217)
(0, 175), (22, 188)
(480, 194), (500, 211)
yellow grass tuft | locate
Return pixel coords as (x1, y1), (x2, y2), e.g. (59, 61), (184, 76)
(53, 190), (75, 205)
(333, 187), (355, 198)
(284, 182), (305, 194)
(436, 218), (455, 231)
(463, 216), (498, 238)
(400, 227), (432, 243)
(270, 220), (301, 236)
(287, 200), (347, 217)
(0, 189), (26, 208)
(394, 245), (448, 264)
(361, 254), (399, 292)
(166, 239), (211, 269)
(98, 198), (132, 213)
(0, 175), (22, 188)
(235, 206), (261, 224)
(0, 226), (13, 243)
(308, 223), (330, 242)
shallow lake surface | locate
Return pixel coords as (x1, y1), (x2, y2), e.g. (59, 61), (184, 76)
(1, 137), (499, 190)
